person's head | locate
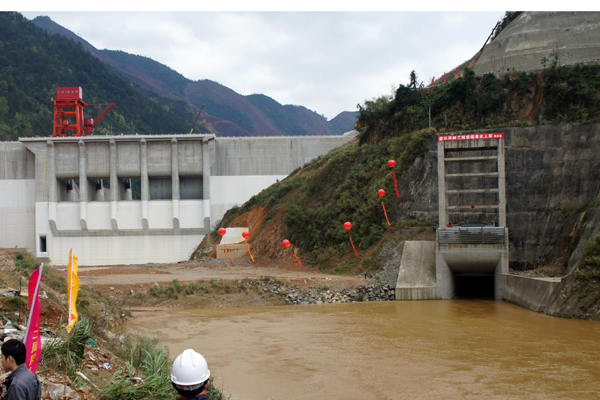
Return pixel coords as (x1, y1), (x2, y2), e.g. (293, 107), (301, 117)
(1, 339), (26, 372)
(171, 349), (210, 397)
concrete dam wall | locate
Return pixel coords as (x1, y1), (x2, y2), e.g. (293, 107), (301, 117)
(0, 134), (352, 265)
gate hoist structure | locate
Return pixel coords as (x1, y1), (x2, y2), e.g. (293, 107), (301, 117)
(52, 86), (115, 137)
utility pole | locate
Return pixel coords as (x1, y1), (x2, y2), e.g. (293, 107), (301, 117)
(419, 91), (431, 133)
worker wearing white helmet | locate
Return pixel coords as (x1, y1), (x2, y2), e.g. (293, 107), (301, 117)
(171, 349), (211, 400)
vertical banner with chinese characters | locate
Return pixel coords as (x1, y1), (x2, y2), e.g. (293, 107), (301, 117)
(25, 263), (44, 373)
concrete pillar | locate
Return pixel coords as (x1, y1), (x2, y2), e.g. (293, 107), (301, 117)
(203, 137), (211, 229)
(141, 138), (149, 230)
(497, 139), (507, 227)
(437, 140), (447, 228)
(124, 179), (133, 201)
(435, 253), (454, 299)
(95, 182), (105, 201)
(78, 140), (88, 230)
(47, 140), (58, 232)
(109, 139), (118, 230)
(172, 138), (180, 230)
(495, 227), (510, 299)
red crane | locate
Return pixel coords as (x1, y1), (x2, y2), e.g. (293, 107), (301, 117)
(52, 86), (115, 137)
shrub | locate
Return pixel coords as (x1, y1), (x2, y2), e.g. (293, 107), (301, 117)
(101, 335), (229, 400)
(41, 318), (91, 378)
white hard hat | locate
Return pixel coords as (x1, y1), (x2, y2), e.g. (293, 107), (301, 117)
(171, 349), (210, 386)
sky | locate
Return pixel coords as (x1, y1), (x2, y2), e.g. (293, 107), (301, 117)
(18, 8), (507, 120)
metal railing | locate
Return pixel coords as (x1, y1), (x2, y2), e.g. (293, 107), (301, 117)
(438, 227), (505, 244)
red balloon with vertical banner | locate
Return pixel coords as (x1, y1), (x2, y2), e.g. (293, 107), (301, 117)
(344, 222), (359, 258)
(218, 228), (233, 264)
(282, 239), (302, 267)
(242, 230), (255, 263)
(378, 189), (391, 227)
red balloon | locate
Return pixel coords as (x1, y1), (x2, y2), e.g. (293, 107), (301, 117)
(282, 239), (291, 248)
(378, 189), (386, 197)
(388, 160), (396, 168)
(218, 227), (226, 236)
(344, 222), (352, 230)
(242, 230), (250, 239)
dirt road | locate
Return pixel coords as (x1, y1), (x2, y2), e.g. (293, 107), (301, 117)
(74, 255), (371, 291)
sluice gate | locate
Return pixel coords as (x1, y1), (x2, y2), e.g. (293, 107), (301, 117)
(396, 133), (509, 300)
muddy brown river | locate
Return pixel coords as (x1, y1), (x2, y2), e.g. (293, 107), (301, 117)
(122, 300), (600, 400)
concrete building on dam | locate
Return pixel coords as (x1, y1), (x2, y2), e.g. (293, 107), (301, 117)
(0, 134), (352, 265)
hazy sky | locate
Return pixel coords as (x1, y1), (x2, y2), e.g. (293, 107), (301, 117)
(18, 9), (508, 119)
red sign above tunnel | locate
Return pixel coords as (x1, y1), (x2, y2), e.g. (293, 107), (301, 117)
(438, 133), (504, 141)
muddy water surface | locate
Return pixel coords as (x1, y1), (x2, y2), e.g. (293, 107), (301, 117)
(122, 300), (600, 400)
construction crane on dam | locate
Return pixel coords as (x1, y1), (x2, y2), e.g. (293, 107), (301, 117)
(52, 86), (115, 137)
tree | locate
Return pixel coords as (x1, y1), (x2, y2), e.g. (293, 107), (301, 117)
(409, 70), (417, 89)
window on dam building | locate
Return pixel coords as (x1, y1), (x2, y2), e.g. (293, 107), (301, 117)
(58, 179), (79, 202)
(149, 177), (172, 200)
(180, 177), (203, 199)
(149, 176), (203, 200)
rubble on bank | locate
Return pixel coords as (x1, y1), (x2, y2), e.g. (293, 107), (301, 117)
(261, 282), (396, 305)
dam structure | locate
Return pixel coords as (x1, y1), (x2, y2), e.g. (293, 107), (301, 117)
(396, 133), (509, 300)
(0, 134), (352, 265)
(436, 133), (509, 300)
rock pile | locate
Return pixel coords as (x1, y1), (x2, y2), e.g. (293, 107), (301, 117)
(261, 283), (396, 305)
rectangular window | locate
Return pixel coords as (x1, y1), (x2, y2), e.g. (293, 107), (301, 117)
(39, 236), (47, 253)
(149, 177), (172, 200)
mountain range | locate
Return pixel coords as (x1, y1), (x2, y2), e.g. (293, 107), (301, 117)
(31, 15), (356, 137)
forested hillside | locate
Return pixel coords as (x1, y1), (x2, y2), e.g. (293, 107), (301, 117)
(205, 63), (600, 277)
(356, 66), (600, 144)
(0, 12), (193, 141)
(31, 15), (354, 137)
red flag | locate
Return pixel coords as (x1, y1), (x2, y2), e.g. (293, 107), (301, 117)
(25, 264), (44, 373)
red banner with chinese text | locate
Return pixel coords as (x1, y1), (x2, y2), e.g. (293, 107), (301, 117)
(438, 133), (504, 141)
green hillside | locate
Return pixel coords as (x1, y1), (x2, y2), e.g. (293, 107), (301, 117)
(0, 12), (193, 141)
(218, 64), (600, 275)
(356, 66), (600, 144)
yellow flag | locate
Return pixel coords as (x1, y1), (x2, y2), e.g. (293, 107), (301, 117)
(66, 248), (80, 332)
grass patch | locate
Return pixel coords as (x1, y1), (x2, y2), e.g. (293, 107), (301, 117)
(101, 334), (229, 400)
(41, 318), (91, 378)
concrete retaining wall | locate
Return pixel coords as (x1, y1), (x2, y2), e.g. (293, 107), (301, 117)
(216, 243), (248, 259)
(474, 12), (600, 76)
(502, 274), (561, 312)
(0, 180), (36, 251)
(213, 136), (350, 176)
(396, 241), (437, 300)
